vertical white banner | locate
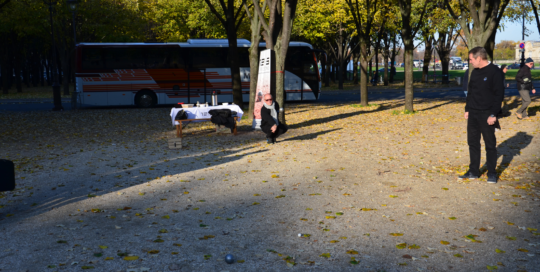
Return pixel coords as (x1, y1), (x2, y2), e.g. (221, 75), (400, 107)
(252, 49), (272, 130)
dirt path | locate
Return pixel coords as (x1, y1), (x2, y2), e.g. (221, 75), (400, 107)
(0, 97), (539, 272)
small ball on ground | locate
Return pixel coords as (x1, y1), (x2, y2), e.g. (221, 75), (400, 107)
(225, 254), (235, 264)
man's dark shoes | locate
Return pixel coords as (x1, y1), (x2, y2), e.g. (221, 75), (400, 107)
(272, 137), (277, 144)
(458, 171), (479, 179)
(266, 137), (275, 144)
(487, 174), (498, 184)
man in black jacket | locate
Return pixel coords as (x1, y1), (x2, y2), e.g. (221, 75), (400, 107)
(261, 94), (288, 144)
(515, 58), (537, 119)
(459, 47), (504, 184)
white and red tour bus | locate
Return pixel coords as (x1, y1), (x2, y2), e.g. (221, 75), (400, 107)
(74, 39), (321, 107)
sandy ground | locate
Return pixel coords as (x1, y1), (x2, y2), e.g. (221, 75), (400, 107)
(0, 96), (539, 272)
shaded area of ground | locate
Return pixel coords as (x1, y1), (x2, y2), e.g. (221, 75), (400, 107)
(0, 97), (539, 271)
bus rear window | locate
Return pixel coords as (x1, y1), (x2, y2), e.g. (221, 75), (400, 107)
(286, 48), (317, 75)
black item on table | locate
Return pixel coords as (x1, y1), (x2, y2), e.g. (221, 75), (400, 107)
(175, 110), (188, 120)
(209, 109), (235, 129)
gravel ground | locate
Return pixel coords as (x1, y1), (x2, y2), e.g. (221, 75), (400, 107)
(0, 97), (539, 272)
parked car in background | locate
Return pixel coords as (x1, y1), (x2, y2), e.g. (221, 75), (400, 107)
(453, 61), (463, 70)
(462, 63), (469, 70)
(507, 63), (520, 69)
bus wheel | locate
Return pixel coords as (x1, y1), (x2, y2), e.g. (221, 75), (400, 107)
(135, 90), (156, 108)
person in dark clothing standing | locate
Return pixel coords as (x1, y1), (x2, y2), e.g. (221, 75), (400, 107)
(459, 47), (504, 184)
(515, 58), (537, 119)
(260, 94), (288, 144)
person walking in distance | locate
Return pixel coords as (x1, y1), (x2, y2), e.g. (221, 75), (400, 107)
(515, 58), (536, 120)
(260, 94), (288, 144)
(459, 47), (504, 184)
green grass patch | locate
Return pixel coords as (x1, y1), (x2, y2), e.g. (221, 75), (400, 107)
(392, 109), (416, 115)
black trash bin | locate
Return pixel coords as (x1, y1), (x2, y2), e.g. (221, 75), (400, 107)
(0, 159), (15, 191)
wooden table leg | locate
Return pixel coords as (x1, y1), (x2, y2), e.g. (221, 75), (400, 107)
(179, 123), (183, 138)
(233, 117), (237, 135)
(176, 124), (180, 138)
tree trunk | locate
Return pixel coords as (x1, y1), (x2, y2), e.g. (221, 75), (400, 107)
(352, 52), (358, 85)
(403, 42), (414, 112)
(383, 50), (389, 86)
(321, 53), (328, 87)
(359, 40), (369, 106)
(227, 28), (243, 106)
(531, 0), (540, 37)
(247, 17), (261, 122)
(485, 31), (495, 62)
(324, 55), (330, 87)
(60, 52), (70, 96)
(374, 45), (379, 86)
(390, 35), (397, 83)
(422, 39), (433, 83)
(439, 50), (450, 84)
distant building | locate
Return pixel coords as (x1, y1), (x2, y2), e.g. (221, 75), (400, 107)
(515, 41), (540, 62)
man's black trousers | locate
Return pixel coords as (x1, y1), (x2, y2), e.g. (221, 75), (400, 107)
(467, 110), (497, 176)
(263, 124), (288, 139)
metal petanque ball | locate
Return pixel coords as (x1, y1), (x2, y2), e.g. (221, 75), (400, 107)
(225, 254), (235, 264)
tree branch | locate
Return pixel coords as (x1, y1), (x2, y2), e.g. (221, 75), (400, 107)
(242, 0), (252, 21)
(204, 0), (227, 27)
(411, 0), (428, 37)
(235, 10), (247, 31)
(253, 0), (270, 34)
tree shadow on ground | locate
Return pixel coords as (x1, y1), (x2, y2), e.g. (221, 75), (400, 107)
(288, 101), (404, 130)
(480, 132), (533, 176)
(417, 100), (455, 112)
(0, 145), (265, 223)
(282, 128), (341, 142)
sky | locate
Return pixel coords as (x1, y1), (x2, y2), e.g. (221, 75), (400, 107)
(415, 20), (539, 50)
(496, 20), (540, 43)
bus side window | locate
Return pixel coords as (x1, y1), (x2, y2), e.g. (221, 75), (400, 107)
(147, 47), (171, 69)
(82, 48), (104, 70)
(104, 47), (145, 69)
(237, 47), (250, 68)
(191, 48), (228, 69)
(170, 48), (186, 69)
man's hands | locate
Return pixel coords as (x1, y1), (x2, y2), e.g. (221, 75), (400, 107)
(533, 89), (536, 94)
(271, 124), (277, 133)
(487, 116), (497, 125)
(464, 112), (469, 119)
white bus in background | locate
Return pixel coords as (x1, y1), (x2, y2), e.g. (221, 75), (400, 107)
(75, 39), (321, 107)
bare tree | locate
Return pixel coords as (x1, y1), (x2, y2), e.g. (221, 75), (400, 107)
(252, 0), (298, 124)
(242, 0), (263, 121)
(204, 0), (248, 106)
(345, 0), (379, 106)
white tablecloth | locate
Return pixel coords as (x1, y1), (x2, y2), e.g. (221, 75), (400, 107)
(170, 105), (244, 126)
